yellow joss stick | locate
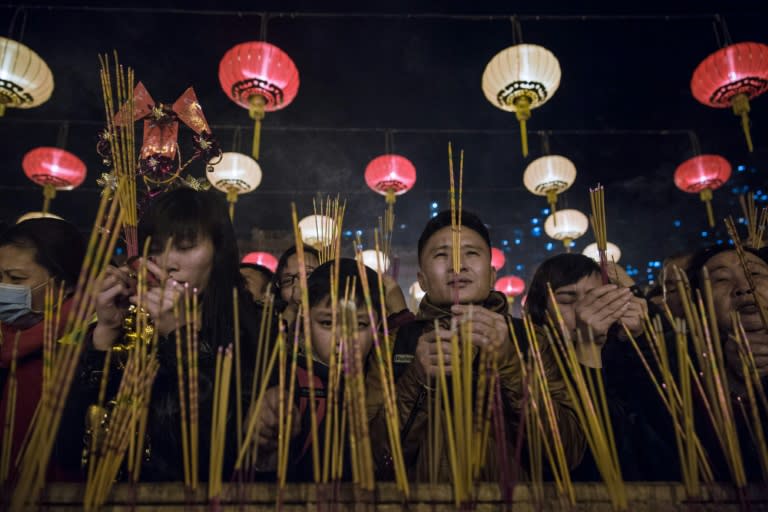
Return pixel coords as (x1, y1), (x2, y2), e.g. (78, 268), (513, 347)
(233, 288), (243, 453)
(0, 333), (21, 483)
(725, 217), (768, 332)
(435, 320), (462, 506)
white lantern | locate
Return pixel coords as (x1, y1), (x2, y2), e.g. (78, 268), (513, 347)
(409, 281), (426, 304)
(0, 37), (54, 117)
(361, 249), (390, 272)
(481, 44), (561, 156)
(544, 209), (589, 247)
(207, 152), (262, 218)
(523, 155), (576, 212)
(298, 214), (337, 248)
(582, 242), (622, 264)
(16, 211), (64, 223)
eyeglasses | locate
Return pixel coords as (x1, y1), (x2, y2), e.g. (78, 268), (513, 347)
(277, 267), (316, 289)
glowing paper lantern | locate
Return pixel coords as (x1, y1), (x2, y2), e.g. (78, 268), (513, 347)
(16, 211), (64, 223)
(691, 42), (768, 152)
(523, 155), (576, 213)
(241, 251), (278, 273)
(491, 247), (506, 271)
(582, 242), (621, 264)
(409, 281), (426, 305)
(0, 37), (54, 117)
(22, 147), (86, 214)
(365, 154), (417, 201)
(674, 154), (731, 228)
(482, 44), (561, 157)
(219, 42), (299, 159)
(207, 152), (262, 218)
(298, 215), (337, 248)
(544, 209), (589, 248)
(361, 249), (390, 272)
(495, 275), (526, 302)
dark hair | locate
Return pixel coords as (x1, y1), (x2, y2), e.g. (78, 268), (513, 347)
(526, 253), (601, 326)
(306, 258), (382, 317)
(271, 244), (321, 312)
(138, 187), (242, 345)
(686, 244), (768, 291)
(0, 218), (86, 288)
(417, 209), (491, 262)
(240, 262), (274, 281)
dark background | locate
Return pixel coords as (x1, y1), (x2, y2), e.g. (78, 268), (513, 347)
(1, 1), (767, 294)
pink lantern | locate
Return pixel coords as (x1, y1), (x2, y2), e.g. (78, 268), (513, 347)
(22, 147), (87, 213)
(241, 251), (278, 273)
(674, 154), (731, 228)
(495, 275), (525, 299)
(364, 154), (417, 203)
(490, 247), (506, 271)
(219, 41), (300, 159)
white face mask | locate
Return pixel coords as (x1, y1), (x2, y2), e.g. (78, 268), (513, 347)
(0, 281), (46, 325)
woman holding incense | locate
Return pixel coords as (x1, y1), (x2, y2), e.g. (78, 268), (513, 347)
(373, 210), (585, 483)
(685, 245), (768, 481)
(526, 253), (677, 481)
(250, 258), (383, 481)
(60, 187), (268, 481)
(0, 218), (86, 470)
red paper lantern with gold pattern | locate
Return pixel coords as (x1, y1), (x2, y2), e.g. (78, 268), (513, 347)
(219, 42), (299, 160)
(691, 42), (768, 152)
(364, 154), (416, 202)
(674, 154), (731, 228)
(490, 247), (506, 271)
(495, 275), (525, 300)
(22, 147), (87, 213)
(241, 251), (278, 273)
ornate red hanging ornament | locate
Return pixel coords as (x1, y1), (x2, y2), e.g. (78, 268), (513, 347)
(241, 251), (279, 273)
(22, 147), (87, 213)
(219, 42), (300, 160)
(674, 154), (732, 228)
(110, 82), (221, 196)
(364, 154), (417, 204)
(494, 275), (525, 301)
(691, 42), (768, 152)
(490, 247), (506, 271)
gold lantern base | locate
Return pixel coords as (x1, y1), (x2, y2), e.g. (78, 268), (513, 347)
(249, 95), (266, 160)
(699, 188), (715, 228)
(731, 93), (753, 153)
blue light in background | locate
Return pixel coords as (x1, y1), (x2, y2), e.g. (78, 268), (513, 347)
(673, 219), (682, 228)
(430, 202), (438, 209)
(541, 208), (550, 215)
(716, 239), (724, 245)
(701, 231), (708, 238)
(431, 212), (438, 218)
(569, 241), (576, 248)
(344, 230), (353, 237)
(501, 239), (509, 246)
(399, 223), (406, 230)
(728, 239), (735, 246)
(115, 247), (124, 255)
(515, 264), (524, 271)
(531, 217), (540, 225)
(737, 164), (746, 173)
(545, 242), (554, 251)
(514, 238), (522, 245)
(355, 229), (363, 236)
(531, 226), (542, 237)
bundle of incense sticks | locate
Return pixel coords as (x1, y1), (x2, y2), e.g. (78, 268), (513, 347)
(84, 240), (163, 509)
(0, 333), (21, 484)
(725, 216), (768, 333)
(621, 309), (714, 497)
(515, 317), (575, 508)
(11, 191), (124, 509)
(730, 313), (768, 481)
(545, 285), (628, 511)
(99, 52), (138, 257)
(354, 242), (409, 495)
(739, 193), (768, 250)
(589, 184), (609, 284)
(208, 345), (233, 503)
(277, 314), (302, 489)
(448, 143), (464, 279)
(312, 195), (346, 265)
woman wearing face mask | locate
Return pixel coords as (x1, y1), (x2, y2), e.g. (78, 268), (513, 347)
(60, 188), (268, 481)
(0, 218), (86, 466)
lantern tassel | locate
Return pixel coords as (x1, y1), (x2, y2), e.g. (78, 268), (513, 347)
(731, 94), (754, 153)
(546, 190), (558, 224)
(563, 237), (573, 253)
(249, 95), (266, 160)
(700, 188), (715, 228)
(226, 189), (238, 221)
(0, 104), (5, 117)
(514, 96), (532, 158)
(42, 184), (56, 215)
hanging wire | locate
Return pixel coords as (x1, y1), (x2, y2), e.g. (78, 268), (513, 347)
(6, 6), (28, 41)
(384, 130), (393, 154)
(232, 125), (242, 153)
(55, 121), (69, 149)
(687, 130), (702, 156)
(711, 13), (733, 49)
(259, 12), (269, 41)
(510, 15), (524, 44)
(540, 131), (551, 155)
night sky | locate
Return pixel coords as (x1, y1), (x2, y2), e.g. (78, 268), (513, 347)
(1, 1), (767, 293)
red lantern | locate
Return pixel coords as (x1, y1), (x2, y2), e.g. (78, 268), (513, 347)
(691, 42), (768, 152)
(364, 154), (417, 202)
(241, 251), (278, 273)
(674, 154), (731, 228)
(22, 147), (87, 214)
(219, 42), (299, 160)
(490, 247), (506, 271)
(495, 275), (525, 300)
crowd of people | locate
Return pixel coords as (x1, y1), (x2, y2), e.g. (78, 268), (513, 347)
(1, 186), (766, 487)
